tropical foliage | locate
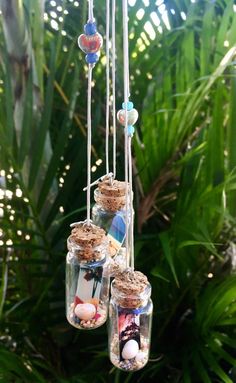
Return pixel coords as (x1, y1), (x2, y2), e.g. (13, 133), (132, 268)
(0, 0), (236, 382)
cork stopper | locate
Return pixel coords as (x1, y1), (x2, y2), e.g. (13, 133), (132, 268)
(68, 223), (107, 262)
(112, 270), (150, 308)
(95, 178), (127, 212)
(98, 179), (126, 197)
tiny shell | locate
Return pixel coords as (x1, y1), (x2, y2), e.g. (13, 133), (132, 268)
(135, 351), (146, 363)
(74, 303), (96, 320)
(121, 339), (139, 360)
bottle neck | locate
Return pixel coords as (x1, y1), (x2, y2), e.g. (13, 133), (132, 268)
(94, 187), (126, 212)
(111, 281), (151, 309)
(67, 236), (107, 263)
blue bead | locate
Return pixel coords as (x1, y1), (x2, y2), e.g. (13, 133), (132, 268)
(122, 101), (134, 111)
(84, 22), (97, 35)
(128, 125), (135, 136)
(86, 53), (99, 64)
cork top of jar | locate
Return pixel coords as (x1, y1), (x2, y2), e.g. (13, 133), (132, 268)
(98, 178), (127, 198)
(68, 223), (107, 261)
(70, 223), (106, 247)
(113, 270), (149, 295)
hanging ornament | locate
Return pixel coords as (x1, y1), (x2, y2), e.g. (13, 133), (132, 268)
(91, 0), (129, 276)
(92, 177), (130, 275)
(66, 222), (109, 329)
(66, 0), (110, 330)
(66, 0), (153, 364)
(108, 0), (153, 371)
(108, 270), (153, 371)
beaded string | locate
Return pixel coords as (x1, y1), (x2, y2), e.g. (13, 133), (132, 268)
(78, 0), (103, 225)
(122, 0), (130, 269)
(128, 136), (134, 270)
(86, 65), (93, 224)
(121, 0), (138, 271)
(105, 0), (110, 175)
(105, 0), (117, 181)
(112, 0), (117, 180)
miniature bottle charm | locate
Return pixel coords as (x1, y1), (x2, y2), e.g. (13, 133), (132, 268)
(78, 21), (103, 64)
(66, 222), (110, 329)
(109, 270), (153, 371)
(92, 176), (131, 275)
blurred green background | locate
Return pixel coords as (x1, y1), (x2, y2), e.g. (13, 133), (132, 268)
(0, 0), (236, 382)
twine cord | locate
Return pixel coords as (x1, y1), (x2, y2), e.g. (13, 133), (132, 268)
(122, 0), (130, 269)
(128, 136), (134, 271)
(123, 0), (134, 270)
(105, 0), (110, 175)
(86, 64), (93, 224)
(112, 0), (116, 180)
(88, 0), (94, 22)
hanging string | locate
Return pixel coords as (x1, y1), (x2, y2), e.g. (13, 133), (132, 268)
(105, 0), (110, 175)
(88, 0), (94, 22)
(112, 0), (116, 180)
(122, 0), (130, 269)
(78, 0), (102, 225)
(122, 0), (134, 271)
(128, 136), (134, 270)
(86, 64), (93, 224)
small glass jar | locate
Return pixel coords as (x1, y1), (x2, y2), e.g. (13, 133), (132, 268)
(66, 223), (110, 330)
(108, 271), (153, 371)
(92, 179), (130, 275)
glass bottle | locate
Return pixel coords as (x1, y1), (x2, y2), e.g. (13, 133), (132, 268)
(92, 179), (130, 275)
(108, 270), (153, 371)
(66, 222), (110, 330)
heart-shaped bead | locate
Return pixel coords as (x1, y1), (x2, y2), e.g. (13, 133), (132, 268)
(117, 108), (139, 126)
(78, 32), (103, 54)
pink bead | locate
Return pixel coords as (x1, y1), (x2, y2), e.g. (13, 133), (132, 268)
(78, 32), (103, 54)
